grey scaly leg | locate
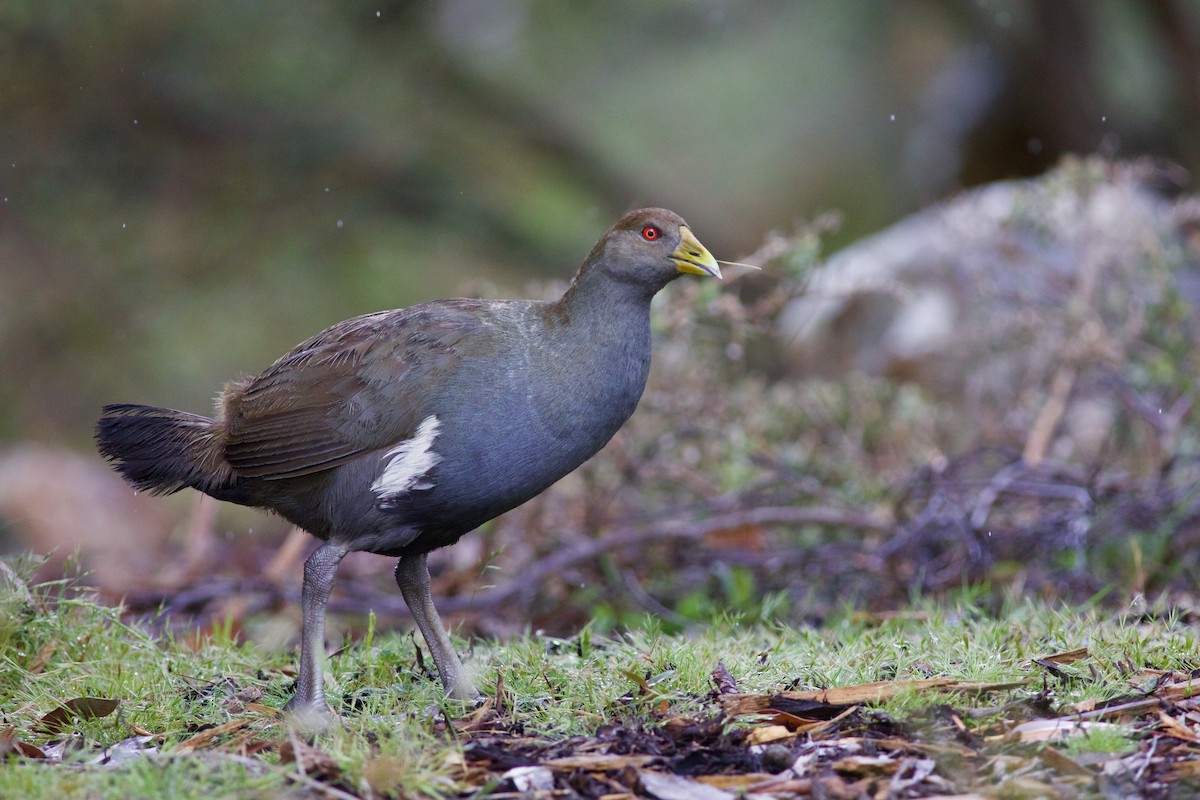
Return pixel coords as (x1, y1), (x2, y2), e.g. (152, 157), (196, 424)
(395, 553), (479, 702)
(286, 540), (348, 719)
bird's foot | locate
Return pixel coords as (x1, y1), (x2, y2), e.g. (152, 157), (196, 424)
(447, 682), (483, 706)
(283, 695), (340, 732)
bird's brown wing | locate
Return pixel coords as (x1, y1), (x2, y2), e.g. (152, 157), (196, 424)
(221, 303), (483, 479)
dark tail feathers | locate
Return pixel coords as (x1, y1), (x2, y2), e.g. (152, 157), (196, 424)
(95, 404), (235, 496)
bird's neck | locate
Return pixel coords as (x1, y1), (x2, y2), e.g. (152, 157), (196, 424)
(546, 266), (659, 389)
(528, 273), (655, 442)
(560, 260), (665, 315)
(555, 266), (658, 348)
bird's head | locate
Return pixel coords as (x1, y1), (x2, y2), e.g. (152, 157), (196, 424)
(580, 208), (721, 294)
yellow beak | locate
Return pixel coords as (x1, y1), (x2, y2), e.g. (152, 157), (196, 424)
(671, 226), (722, 279)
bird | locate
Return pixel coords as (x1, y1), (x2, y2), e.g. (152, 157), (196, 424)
(95, 207), (721, 718)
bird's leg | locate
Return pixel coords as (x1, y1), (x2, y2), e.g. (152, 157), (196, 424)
(286, 540), (348, 720)
(395, 553), (479, 702)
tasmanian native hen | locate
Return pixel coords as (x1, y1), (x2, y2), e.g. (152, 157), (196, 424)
(96, 208), (721, 718)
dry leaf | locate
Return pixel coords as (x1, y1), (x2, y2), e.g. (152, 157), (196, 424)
(26, 641), (58, 675)
(502, 765), (554, 792)
(454, 696), (501, 733)
(734, 777), (816, 795)
(888, 757), (936, 792)
(0, 726), (47, 759)
(870, 735), (977, 759)
(542, 754), (657, 772)
(1165, 759), (1200, 780)
(222, 685), (264, 714)
(796, 705), (862, 738)
(720, 678), (1031, 717)
(35, 697), (120, 734)
(1159, 679), (1200, 702)
(712, 661), (738, 695)
(174, 719), (251, 753)
(765, 710), (829, 729)
(639, 770), (735, 800)
(831, 754), (900, 776)
(1036, 647), (1090, 665)
(1157, 711), (1200, 742)
(746, 725), (793, 745)
(694, 773), (778, 790)
(1039, 746), (1094, 777)
(97, 735), (158, 766)
(279, 737), (341, 781)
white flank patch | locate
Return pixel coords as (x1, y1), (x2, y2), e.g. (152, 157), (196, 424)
(371, 415), (442, 498)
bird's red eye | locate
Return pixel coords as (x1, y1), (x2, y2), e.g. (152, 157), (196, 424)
(641, 226), (660, 241)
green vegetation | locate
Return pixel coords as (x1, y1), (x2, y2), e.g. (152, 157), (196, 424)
(3, 561), (1197, 797)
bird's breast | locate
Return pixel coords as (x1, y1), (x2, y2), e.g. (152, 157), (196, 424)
(370, 328), (650, 530)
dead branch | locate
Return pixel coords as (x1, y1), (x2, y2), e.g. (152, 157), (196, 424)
(433, 505), (892, 615)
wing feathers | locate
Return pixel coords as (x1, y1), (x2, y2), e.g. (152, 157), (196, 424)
(216, 304), (479, 481)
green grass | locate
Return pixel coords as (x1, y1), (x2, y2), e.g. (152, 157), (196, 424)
(2, 561), (1198, 798)
(1060, 724), (1139, 757)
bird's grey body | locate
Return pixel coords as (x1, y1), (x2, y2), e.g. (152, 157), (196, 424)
(96, 208), (720, 719)
(206, 288), (652, 559)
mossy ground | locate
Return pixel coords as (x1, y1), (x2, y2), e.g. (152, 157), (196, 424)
(3, 562), (1198, 798)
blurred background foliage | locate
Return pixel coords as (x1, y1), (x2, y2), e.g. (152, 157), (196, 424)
(3, 0), (1200, 443)
(4, 1), (1200, 636)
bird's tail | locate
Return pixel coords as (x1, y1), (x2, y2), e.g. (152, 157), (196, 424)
(95, 404), (236, 497)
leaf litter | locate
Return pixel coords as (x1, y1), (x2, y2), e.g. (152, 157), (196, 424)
(11, 655), (1200, 798)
